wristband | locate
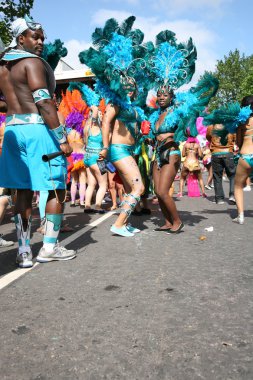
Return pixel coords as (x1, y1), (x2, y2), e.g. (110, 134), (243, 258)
(102, 147), (109, 150)
(32, 88), (51, 103)
(51, 124), (67, 144)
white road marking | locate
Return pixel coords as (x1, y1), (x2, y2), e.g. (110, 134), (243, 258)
(0, 263), (39, 291)
(0, 211), (116, 291)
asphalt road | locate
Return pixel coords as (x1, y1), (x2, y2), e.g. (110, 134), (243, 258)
(0, 182), (253, 380)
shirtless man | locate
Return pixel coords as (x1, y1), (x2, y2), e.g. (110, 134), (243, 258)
(0, 16), (76, 267)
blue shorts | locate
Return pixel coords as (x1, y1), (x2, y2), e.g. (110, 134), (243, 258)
(108, 144), (134, 163)
(0, 121), (67, 190)
(84, 152), (99, 167)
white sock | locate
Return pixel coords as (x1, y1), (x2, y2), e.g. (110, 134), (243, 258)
(43, 243), (55, 252)
(18, 246), (31, 254)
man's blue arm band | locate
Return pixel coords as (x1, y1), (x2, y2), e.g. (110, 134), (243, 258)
(32, 88), (51, 103)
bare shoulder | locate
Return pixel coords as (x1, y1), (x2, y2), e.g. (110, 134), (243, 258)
(105, 103), (119, 115)
(23, 57), (45, 71)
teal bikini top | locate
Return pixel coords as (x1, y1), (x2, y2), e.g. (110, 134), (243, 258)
(117, 106), (141, 140)
(87, 127), (103, 150)
(149, 107), (178, 137)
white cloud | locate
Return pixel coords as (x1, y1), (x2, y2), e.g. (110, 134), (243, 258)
(64, 39), (91, 69)
(153, 0), (232, 16)
(91, 9), (219, 81)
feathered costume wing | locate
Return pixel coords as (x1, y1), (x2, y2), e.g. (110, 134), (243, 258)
(176, 72), (219, 140)
(67, 82), (100, 107)
(58, 88), (90, 135)
(42, 39), (68, 70)
(202, 102), (252, 145)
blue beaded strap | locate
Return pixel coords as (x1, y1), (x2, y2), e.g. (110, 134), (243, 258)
(51, 125), (67, 144)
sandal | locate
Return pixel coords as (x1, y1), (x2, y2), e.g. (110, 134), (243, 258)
(167, 223), (184, 234)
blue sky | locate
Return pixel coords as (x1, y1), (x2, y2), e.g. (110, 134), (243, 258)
(32, 0), (253, 82)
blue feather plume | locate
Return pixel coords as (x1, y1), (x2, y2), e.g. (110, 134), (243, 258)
(103, 33), (133, 70)
(68, 82), (100, 107)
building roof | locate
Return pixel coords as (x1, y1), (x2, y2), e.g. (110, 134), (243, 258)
(54, 58), (95, 84)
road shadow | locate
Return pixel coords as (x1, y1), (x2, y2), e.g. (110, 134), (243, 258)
(0, 208), (95, 277)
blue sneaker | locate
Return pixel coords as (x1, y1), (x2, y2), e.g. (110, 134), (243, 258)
(126, 224), (140, 234)
(110, 225), (134, 237)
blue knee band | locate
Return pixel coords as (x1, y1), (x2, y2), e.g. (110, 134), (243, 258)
(43, 213), (63, 244)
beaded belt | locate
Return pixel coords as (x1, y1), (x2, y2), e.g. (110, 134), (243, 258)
(6, 113), (44, 126)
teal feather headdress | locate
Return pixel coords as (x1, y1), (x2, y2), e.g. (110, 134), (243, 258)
(146, 30), (197, 90)
(42, 39), (67, 70)
(79, 16), (152, 105)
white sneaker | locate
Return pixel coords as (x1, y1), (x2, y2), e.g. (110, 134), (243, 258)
(205, 185), (212, 190)
(37, 244), (76, 263)
(0, 234), (14, 248)
(16, 251), (33, 268)
(232, 216), (244, 225)
(229, 196), (236, 204)
(217, 200), (225, 205)
(243, 185), (251, 192)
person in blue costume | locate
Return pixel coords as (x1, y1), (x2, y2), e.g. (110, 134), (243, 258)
(0, 16), (76, 267)
(100, 79), (145, 237)
(233, 96), (253, 224)
(83, 105), (107, 213)
(144, 29), (216, 233)
(79, 16), (151, 237)
(150, 86), (183, 233)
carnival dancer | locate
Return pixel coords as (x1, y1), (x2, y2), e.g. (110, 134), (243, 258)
(178, 136), (206, 197)
(79, 16), (150, 236)
(233, 96), (253, 224)
(0, 16), (76, 267)
(146, 30), (198, 233)
(67, 82), (108, 213)
(147, 38), (218, 231)
(150, 86), (184, 232)
(59, 88), (89, 208)
(83, 104), (108, 213)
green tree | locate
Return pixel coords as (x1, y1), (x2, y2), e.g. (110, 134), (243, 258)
(208, 49), (253, 109)
(241, 56), (253, 97)
(0, 0), (34, 45)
